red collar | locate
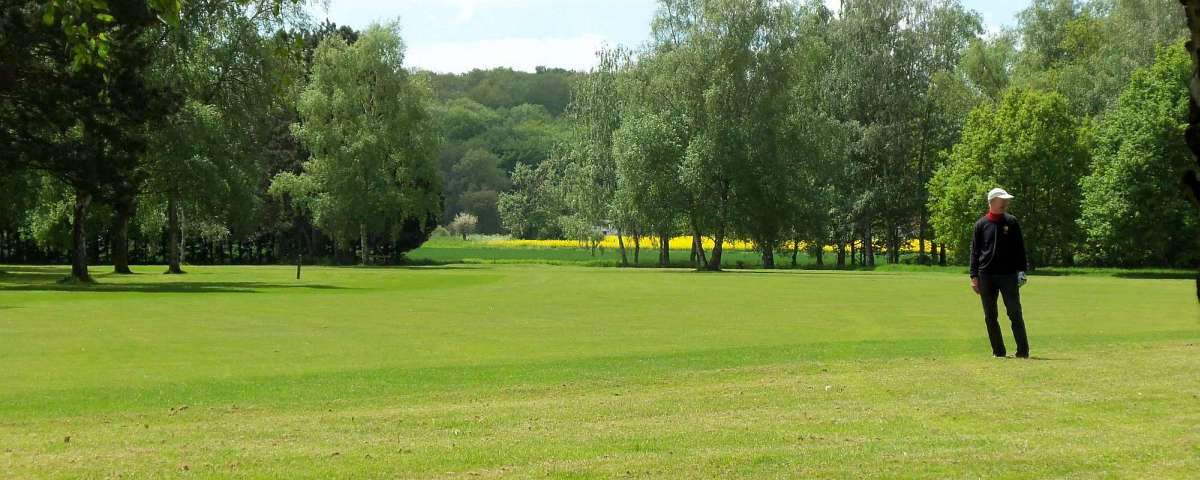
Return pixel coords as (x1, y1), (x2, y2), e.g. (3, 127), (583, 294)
(987, 211), (1005, 223)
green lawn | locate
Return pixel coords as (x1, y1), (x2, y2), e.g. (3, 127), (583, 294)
(0, 263), (1196, 478)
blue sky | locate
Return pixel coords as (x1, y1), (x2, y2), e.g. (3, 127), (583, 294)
(306, 0), (1027, 73)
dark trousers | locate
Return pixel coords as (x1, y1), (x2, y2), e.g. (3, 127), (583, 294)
(978, 273), (1029, 357)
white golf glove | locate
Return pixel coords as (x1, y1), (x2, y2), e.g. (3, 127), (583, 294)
(1017, 271), (1027, 287)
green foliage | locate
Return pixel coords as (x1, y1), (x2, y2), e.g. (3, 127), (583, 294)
(22, 176), (75, 251)
(5, 0), (1198, 271)
(612, 110), (685, 241)
(447, 149), (507, 199)
(429, 67), (578, 114)
(0, 171), (42, 234)
(1012, 0), (1185, 117)
(41, 0), (159, 70)
(135, 0), (307, 272)
(498, 161), (567, 240)
(3, 0), (175, 279)
(272, 24), (442, 262)
(1079, 44), (1198, 266)
(646, 0), (817, 268)
(144, 100), (242, 216)
(432, 86), (568, 234)
(929, 88), (1088, 267)
(959, 35), (1017, 103)
(41, 1), (306, 71)
(562, 47), (628, 251)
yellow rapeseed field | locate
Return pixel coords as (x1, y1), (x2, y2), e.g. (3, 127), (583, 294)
(484, 236), (936, 253)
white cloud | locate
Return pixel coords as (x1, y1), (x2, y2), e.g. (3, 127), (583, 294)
(406, 33), (611, 73)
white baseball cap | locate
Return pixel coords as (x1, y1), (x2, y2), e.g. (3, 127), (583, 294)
(987, 188), (1014, 202)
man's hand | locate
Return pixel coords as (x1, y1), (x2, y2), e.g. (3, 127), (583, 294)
(971, 277), (980, 295)
(1017, 271), (1027, 287)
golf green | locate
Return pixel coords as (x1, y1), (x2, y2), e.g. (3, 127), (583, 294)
(0, 264), (1196, 477)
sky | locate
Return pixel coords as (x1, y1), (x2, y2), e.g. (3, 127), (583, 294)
(305, 0), (1028, 74)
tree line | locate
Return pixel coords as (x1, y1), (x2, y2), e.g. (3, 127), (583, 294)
(498, 0), (1197, 270)
(0, 0), (578, 281)
(2, 0), (1196, 282)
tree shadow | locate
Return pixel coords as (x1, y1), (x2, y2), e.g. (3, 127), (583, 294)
(1113, 272), (1196, 280)
(0, 267), (348, 294)
(1028, 270), (1070, 276)
(0, 281), (349, 294)
(325, 264), (487, 271)
(732, 269), (901, 277)
(661, 268), (899, 276)
(1021, 356), (1073, 361)
(0, 266), (70, 280)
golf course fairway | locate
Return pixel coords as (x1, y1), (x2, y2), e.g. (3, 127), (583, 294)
(0, 264), (1196, 478)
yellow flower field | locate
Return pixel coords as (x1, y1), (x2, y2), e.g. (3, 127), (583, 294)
(483, 236), (939, 254)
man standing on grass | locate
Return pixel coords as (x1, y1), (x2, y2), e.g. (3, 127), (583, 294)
(970, 188), (1030, 359)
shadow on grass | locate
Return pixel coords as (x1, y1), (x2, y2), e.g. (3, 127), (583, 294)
(658, 268), (900, 276)
(731, 269), (901, 277)
(0, 281), (349, 294)
(0, 267), (68, 277)
(326, 263), (487, 271)
(1113, 271), (1196, 280)
(0, 267), (347, 294)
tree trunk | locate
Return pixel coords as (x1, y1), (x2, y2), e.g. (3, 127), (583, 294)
(918, 211), (929, 265)
(617, 230), (629, 266)
(179, 210), (188, 267)
(889, 226), (900, 264)
(165, 194), (184, 274)
(890, 228), (898, 264)
(761, 242), (775, 269)
(791, 240), (801, 268)
(850, 240), (857, 267)
(309, 225), (319, 258)
(815, 243), (824, 266)
(692, 230), (707, 268)
(360, 223), (369, 265)
(864, 226), (875, 267)
(1179, 0), (1200, 301)
(69, 189), (93, 283)
(708, 229), (724, 271)
(836, 240), (846, 268)
(659, 232), (671, 267)
(112, 198), (135, 274)
(632, 231), (641, 265)
(939, 243), (947, 266)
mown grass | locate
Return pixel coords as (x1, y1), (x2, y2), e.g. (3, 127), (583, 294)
(0, 263), (1196, 478)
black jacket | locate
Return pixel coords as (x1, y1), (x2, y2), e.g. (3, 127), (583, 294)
(970, 213), (1028, 278)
